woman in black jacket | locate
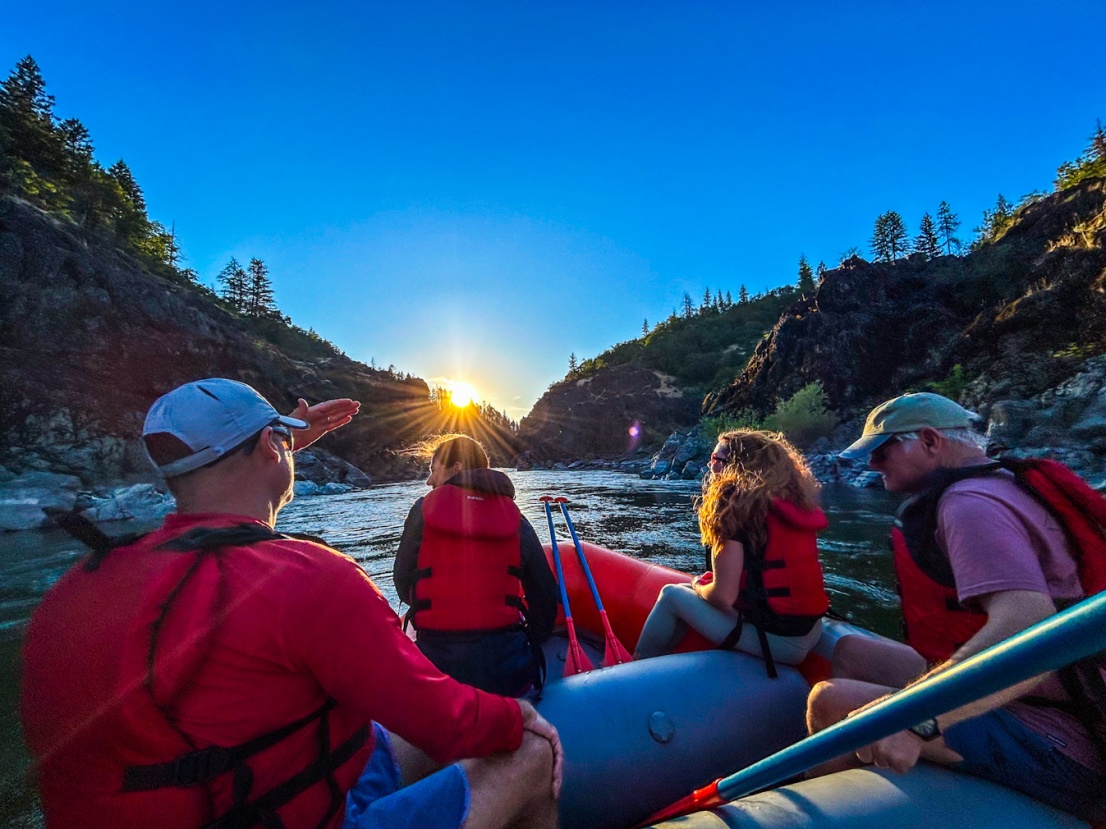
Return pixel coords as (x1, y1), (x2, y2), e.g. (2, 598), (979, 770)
(394, 434), (558, 696)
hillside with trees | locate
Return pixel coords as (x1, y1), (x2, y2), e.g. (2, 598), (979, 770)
(0, 56), (520, 482)
(524, 121), (1106, 465)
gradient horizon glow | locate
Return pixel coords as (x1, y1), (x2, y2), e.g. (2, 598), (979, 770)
(4, 2), (1105, 419)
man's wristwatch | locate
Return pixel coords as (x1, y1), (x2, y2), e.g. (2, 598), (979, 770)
(907, 718), (942, 741)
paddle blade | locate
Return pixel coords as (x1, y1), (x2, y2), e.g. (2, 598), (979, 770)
(599, 611), (634, 666)
(562, 618), (594, 677)
(636, 780), (723, 827)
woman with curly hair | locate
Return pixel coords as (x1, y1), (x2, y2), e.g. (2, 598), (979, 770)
(634, 430), (829, 674)
(393, 434), (558, 696)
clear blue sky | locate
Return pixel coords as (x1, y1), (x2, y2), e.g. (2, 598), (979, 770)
(5, 2), (1105, 419)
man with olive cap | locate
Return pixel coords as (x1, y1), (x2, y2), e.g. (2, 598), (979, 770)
(21, 378), (561, 829)
(804, 392), (1105, 821)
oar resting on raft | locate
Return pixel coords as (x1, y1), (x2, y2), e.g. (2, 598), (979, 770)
(554, 497), (633, 667)
(541, 495), (594, 677)
(639, 588), (1106, 826)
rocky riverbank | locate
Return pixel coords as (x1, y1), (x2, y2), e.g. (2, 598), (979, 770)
(0, 447), (375, 531)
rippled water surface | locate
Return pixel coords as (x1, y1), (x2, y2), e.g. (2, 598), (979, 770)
(0, 470), (900, 826)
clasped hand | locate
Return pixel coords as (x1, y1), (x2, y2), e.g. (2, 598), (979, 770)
(855, 729), (923, 774)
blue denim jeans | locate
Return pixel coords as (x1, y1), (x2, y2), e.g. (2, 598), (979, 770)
(344, 724), (470, 829)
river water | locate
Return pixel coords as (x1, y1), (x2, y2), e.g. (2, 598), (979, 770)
(0, 470), (900, 827)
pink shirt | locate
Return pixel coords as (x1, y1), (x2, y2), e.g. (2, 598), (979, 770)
(937, 475), (1104, 771)
(22, 513), (523, 828)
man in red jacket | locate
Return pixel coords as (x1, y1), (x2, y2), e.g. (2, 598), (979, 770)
(22, 378), (561, 829)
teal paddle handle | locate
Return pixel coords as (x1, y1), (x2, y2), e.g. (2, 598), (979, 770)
(718, 589), (1106, 802)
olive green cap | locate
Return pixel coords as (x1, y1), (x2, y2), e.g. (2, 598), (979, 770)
(840, 392), (980, 460)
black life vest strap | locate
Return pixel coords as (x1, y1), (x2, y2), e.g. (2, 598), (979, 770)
(202, 723), (370, 829)
(54, 511), (150, 572)
(718, 543), (780, 678)
(122, 699), (339, 791)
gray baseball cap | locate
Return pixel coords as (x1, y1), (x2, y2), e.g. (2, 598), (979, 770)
(841, 392), (981, 460)
(143, 378), (308, 477)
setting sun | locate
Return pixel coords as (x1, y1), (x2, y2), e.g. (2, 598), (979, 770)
(448, 381), (477, 408)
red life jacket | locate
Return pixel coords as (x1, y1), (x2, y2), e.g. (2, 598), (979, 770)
(893, 458), (1106, 665)
(736, 499), (830, 625)
(410, 484), (526, 632)
(48, 516), (370, 829)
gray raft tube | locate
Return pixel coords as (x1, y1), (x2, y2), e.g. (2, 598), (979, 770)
(536, 648), (811, 829)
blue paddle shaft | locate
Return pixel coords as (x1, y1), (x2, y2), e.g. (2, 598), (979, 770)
(558, 502), (606, 613)
(543, 501), (574, 614)
(717, 589), (1106, 802)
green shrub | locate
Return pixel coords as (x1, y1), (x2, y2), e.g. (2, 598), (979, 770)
(763, 382), (837, 448)
(702, 410), (765, 441)
(927, 364), (969, 400)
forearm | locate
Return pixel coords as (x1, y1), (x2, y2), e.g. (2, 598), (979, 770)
(692, 579), (735, 611)
(893, 590), (1057, 728)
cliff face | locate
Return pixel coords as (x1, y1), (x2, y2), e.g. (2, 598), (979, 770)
(704, 180), (1106, 433)
(0, 197), (435, 483)
(518, 364), (700, 461)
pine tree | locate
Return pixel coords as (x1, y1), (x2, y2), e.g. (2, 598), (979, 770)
(936, 201), (961, 255)
(0, 56), (68, 199)
(642, 319), (649, 337)
(166, 222), (180, 268)
(715, 289), (724, 309)
(568, 352), (578, 375)
(871, 211), (910, 262)
(974, 194), (1014, 246)
(246, 258), (275, 316)
(815, 261), (827, 283)
(1055, 120), (1106, 190)
(701, 288), (712, 314)
(739, 284), (749, 303)
(1092, 119), (1106, 160)
(890, 213), (910, 259)
(0, 56), (55, 120)
(108, 160), (146, 214)
(106, 160), (150, 242)
(57, 118), (93, 165)
(915, 213), (941, 260)
(797, 254), (815, 295)
(217, 257), (249, 312)
(682, 292), (695, 318)
(725, 290), (733, 307)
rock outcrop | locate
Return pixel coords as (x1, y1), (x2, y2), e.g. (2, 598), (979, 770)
(704, 180), (1106, 454)
(0, 196), (435, 487)
(518, 364), (700, 462)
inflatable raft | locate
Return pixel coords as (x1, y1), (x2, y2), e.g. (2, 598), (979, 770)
(536, 541), (1090, 829)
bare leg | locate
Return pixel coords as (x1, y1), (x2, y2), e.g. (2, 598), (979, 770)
(462, 731), (557, 829)
(805, 678), (896, 775)
(389, 731), (557, 828)
(831, 634), (926, 686)
(634, 583), (737, 659)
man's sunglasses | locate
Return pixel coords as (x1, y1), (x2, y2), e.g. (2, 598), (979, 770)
(234, 422), (293, 459)
(710, 453), (729, 465)
(871, 433), (911, 459)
